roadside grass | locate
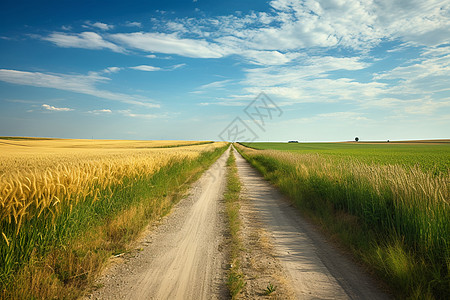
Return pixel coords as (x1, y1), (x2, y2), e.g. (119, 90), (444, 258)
(264, 282), (277, 295)
(1, 145), (228, 299)
(235, 144), (449, 299)
(224, 149), (245, 299)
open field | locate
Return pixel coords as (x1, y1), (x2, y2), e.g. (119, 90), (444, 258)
(236, 142), (449, 299)
(2, 138), (447, 298)
(0, 138), (227, 299)
(0, 138), (214, 173)
(241, 141), (450, 174)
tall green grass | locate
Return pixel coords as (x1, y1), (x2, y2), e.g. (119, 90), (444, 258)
(0, 146), (228, 299)
(236, 144), (449, 299)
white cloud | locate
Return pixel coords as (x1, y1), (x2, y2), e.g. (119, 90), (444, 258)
(103, 67), (122, 73)
(252, 0), (450, 50)
(40, 0), (449, 68)
(110, 32), (227, 58)
(317, 112), (368, 121)
(196, 93), (254, 106)
(375, 47), (450, 82)
(373, 46), (450, 98)
(130, 65), (161, 72)
(129, 64), (185, 72)
(0, 69), (159, 108)
(198, 79), (232, 89)
(125, 21), (142, 28)
(88, 109), (112, 114)
(190, 79), (232, 95)
(190, 90), (205, 94)
(240, 50), (301, 65)
(198, 100), (246, 107)
(162, 0), (449, 57)
(84, 21), (115, 31)
(42, 32), (124, 53)
(166, 21), (187, 32)
(242, 55), (371, 91)
(231, 43), (449, 119)
(118, 109), (160, 119)
(169, 63), (186, 70)
(42, 104), (73, 111)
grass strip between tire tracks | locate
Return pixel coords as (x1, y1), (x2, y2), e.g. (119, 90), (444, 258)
(235, 143), (449, 299)
(225, 148), (245, 299)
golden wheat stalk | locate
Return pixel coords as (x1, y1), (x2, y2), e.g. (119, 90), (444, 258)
(0, 141), (226, 237)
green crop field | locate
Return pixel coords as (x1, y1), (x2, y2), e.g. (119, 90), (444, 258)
(236, 141), (450, 299)
(240, 142), (450, 174)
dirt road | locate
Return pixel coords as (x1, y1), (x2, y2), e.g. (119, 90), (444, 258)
(234, 148), (389, 299)
(87, 148), (230, 300)
(87, 146), (389, 300)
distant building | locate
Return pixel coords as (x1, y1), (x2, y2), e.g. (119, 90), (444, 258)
(288, 140), (299, 143)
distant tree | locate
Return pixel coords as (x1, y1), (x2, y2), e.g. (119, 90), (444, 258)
(355, 137), (359, 142)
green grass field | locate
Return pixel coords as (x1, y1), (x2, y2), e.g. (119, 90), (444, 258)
(241, 142), (450, 174)
(236, 141), (449, 299)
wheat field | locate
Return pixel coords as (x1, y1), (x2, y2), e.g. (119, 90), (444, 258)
(0, 138), (224, 244)
(0, 138), (228, 298)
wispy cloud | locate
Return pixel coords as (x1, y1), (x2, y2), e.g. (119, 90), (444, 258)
(118, 109), (161, 119)
(88, 109), (112, 114)
(198, 79), (232, 90)
(42, 32), (124, 53)
(83, 21), (115, 31)
(110, 32), (226, 58)
(198, 101), (246, 107)
(129, 63), (186, 72)
(130, 65), (161, 72)
(125, 21), (142, 28)
(42, 104), (73, 111)
(102, 67), (122, 73)
(234, 55), (376, 105)
(169, 63), (186, 70)
(190, 79), (232, 95)
(0, 69), (159, 108)
(40, 0), (450, 69)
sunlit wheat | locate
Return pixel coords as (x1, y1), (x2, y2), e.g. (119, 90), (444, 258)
(0, 140), (225, 241)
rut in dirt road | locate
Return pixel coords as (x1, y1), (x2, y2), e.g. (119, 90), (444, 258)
(234, 148), (390, 300)
(88, 148), (230, 300)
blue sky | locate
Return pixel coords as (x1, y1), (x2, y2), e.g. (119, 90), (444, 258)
(0, 0), (449, 141)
